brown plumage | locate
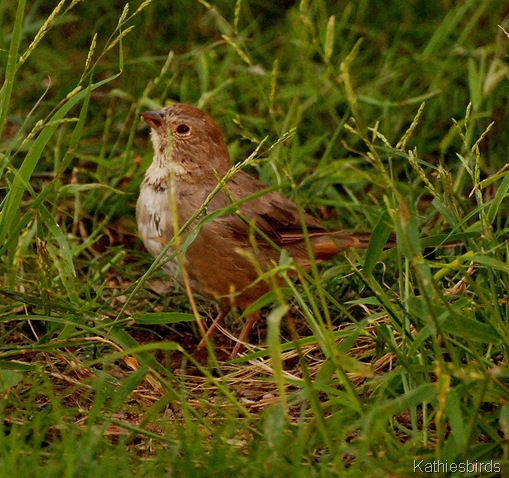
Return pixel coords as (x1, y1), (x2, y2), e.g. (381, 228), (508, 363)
(136, 103), (390, 356)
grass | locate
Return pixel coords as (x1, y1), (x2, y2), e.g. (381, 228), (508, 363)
(1, 0), (509, 476)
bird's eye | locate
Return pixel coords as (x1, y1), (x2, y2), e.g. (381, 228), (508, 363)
(176, 124), (191, 135)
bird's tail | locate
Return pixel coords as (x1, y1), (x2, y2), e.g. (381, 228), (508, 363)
(310, 230), (395, 261)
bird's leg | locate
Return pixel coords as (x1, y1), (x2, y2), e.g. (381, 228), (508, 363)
(230, 311), (261, 358)
(196, 306), (228, 350)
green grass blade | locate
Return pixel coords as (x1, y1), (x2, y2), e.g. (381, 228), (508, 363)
(0, 74), (119, 249)
(0, 0), (25, 140)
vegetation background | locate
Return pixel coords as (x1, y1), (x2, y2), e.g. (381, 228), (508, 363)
(1, 0), (509, 476)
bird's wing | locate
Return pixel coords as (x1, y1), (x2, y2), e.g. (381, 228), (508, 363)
(219, 170), (325, 244)
(205, 170), (373, 261)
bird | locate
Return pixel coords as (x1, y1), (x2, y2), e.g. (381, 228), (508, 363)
(136, 103), (390, 357)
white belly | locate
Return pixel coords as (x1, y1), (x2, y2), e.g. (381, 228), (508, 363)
(136, 187), (180, 279)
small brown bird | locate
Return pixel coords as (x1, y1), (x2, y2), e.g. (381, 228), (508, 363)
(136, 103), (384, 356)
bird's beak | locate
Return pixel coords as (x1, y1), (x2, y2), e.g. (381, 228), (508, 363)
(140, 110), (165, 130)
